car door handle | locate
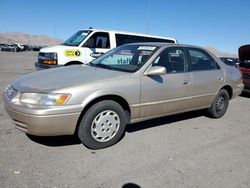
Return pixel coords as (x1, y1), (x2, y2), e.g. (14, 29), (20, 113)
(217, 77), (224, 81)
(183, 80), (191, 85)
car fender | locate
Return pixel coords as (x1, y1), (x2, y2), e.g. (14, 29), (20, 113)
(80, 89), (130, 109)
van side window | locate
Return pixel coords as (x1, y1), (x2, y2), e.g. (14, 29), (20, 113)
(144, 37), (175, 43)
(116, 34), (144, 46)
(82, 32), (110, 49)
(152, 47), (185, 73)
(187, 48), (220, 71)
(115, 34), (130, 46)
(116, 34), (176, 46)
(129, 35), (145, 43)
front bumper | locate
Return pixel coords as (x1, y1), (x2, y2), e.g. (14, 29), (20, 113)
(35, 62), (63, 71)
(3, 94), (82, 136)
(5, 105), (80, 136)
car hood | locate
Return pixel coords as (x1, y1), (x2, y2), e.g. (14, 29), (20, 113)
(12, 65), (130, 92)
(40, 45), (79, 53)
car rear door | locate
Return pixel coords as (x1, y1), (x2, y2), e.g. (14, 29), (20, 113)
(186, 47), (224, 108)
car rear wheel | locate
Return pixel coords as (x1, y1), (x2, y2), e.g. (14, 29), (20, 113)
(207, 89), (229, 118)
(78, 100), (126, 149)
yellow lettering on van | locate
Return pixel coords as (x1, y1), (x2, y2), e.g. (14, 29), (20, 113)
(64, 50), (81, 57)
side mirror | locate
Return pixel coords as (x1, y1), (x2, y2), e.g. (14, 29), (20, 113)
(144, 66), (166, 76)
(90, 52), (104, 58)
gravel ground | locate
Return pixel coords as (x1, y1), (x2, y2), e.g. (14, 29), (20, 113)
(0, 51), (250, 188)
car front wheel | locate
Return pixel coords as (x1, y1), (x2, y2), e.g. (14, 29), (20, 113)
(207, 89), (229, 118)
(78, 100), (126, 149)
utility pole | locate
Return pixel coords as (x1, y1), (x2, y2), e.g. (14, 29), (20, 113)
(146, 0), (151, 34)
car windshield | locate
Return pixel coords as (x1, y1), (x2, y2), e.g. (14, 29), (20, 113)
(63, 30), (92, 46)
(89, 44), (158, 72)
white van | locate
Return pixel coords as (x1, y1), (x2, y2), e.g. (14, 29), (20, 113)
(35, 28), (177, 70)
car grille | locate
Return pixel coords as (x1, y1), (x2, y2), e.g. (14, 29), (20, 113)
(5, 85), (18, 100)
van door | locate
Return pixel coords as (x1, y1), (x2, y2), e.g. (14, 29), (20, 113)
(82, 32), (111, 63)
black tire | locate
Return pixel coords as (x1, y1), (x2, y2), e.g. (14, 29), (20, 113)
(207, 89), (229, 118)
(65, 61), (82, 66)
(78, 100), (126, 149)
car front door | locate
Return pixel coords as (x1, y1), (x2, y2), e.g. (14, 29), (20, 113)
(140, 47), (193, 118)
(82, 32), (111, 63)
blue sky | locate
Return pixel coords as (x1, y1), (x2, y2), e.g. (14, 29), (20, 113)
(0, 0), (249, 53)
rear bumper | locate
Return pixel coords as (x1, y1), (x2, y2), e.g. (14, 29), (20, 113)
(243, 81), (250, 91)
(233, 83), (244, 97)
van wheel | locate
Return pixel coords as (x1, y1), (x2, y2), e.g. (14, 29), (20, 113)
(78, 100), (126, 149)
(207, 89), (229, 118)
(65, 61), (82, 66)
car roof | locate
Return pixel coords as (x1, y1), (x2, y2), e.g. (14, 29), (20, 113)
(123, 42), (223, 60)
(219, 57), (238, 59)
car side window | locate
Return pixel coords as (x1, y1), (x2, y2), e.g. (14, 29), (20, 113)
(152, 47), (185, 73)
(187, 48), (219, 71)
(82, 32), (110, 49)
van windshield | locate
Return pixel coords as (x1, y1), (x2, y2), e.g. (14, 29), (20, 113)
(89, 44), (158, 73)
(63, 30), (92, 46)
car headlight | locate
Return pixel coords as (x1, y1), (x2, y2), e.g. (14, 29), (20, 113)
(38, 52), (57, 65)
(17, 93), (71, 106)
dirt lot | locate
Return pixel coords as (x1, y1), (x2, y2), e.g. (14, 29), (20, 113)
(0, 51), (250, 188)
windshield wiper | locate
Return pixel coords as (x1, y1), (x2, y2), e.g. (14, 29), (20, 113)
(88, 62), (94, 66)
(91, 63), (114, 70)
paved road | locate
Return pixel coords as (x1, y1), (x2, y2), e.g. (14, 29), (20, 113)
(0, 51), (250, 188)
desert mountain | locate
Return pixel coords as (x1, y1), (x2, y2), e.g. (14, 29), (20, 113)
(205, 47), (238, 58)
(0, 32), (63, 46)
(0, 32), (238, 57)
